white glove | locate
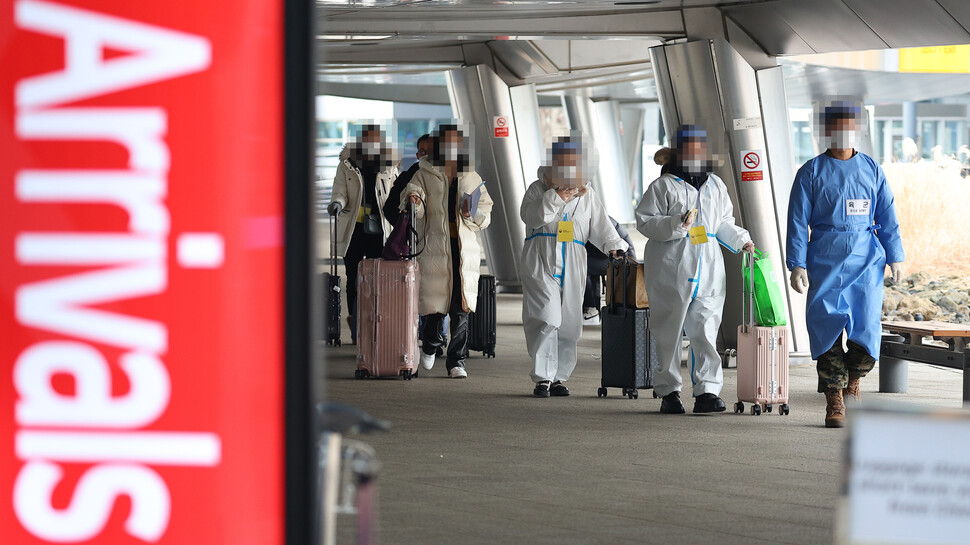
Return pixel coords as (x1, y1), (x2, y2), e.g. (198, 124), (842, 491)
(327, 202), (342, 216)
(790, 267), (808, 294)
(889, 262), (903, 285)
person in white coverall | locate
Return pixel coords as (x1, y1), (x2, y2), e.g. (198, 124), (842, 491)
(521, 137), (627, 397)
(635, 125), (754, 414)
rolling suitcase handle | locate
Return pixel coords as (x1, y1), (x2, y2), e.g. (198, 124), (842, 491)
(408, 202), (416, 262)
(608, 255), (630, 314)
(330, 212), (338, 277)
(741, 251), (755, 333)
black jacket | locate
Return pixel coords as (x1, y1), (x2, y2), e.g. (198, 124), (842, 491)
(587, 217), (636, 277)
(382, 161), (420, 225)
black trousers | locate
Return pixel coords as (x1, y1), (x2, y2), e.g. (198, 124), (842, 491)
(583, 274), (602, 311)
(344, 226), (384, 336)
(421, 237), (469, 370)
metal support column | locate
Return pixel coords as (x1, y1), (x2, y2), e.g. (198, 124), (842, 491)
(561, 95), (635, 223)
(649, 39), (808, 352)
(447, 65), (537, 292)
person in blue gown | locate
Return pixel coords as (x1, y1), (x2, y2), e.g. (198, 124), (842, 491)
(786, 100), (905, 428)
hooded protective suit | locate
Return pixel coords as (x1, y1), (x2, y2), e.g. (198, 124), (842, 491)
(521, 167), (626, 383)
(786, 152), (904, 360)
(635, 171), (751, 398)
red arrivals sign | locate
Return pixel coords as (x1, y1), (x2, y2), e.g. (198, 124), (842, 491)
(1, 1), (286, 543)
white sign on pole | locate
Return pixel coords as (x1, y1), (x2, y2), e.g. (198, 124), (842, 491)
(841, 407), (970, 545)
(739, 149), (764, 181)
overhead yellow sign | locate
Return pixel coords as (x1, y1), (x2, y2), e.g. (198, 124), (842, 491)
(899, 45), (970, 73)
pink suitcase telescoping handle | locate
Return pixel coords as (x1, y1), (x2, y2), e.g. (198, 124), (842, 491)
(741, 251), (755, 333)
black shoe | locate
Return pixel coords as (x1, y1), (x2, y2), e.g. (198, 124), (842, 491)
(533, 381), (551, 398)
(660, 391), (686, 414)
(550, 381), (570, 396)
(693, 393), (727, 413)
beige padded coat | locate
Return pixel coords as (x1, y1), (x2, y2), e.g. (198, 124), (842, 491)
(329, 145), (400, 257)
(402, 157), (493, 315)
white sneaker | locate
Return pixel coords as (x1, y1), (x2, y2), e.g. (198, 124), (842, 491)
(583, 315), (601, 326)
(420, 351), (435, 370)
(449, 366), (468, 379)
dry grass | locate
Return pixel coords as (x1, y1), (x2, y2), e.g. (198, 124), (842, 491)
(882, 162), (970, 277)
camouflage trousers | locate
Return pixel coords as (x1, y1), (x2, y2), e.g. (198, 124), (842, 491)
(817, 339), (876, 393)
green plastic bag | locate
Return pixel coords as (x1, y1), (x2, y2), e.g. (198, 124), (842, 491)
(743, 249), (787, 327)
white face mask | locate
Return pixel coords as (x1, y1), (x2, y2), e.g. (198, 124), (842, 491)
(443, 144), (460, 161)
(362, 141), (381, 156)
(829, 130), (856, 150)
(682, 159), (705, 175)
(556, 165), (578, 181)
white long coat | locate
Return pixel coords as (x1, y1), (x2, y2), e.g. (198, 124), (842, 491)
(403, 158), (493, 315)
(329, 145), (400, 257)
(521, 167), (626, 383)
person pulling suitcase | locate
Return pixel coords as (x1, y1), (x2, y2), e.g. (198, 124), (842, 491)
(635, 125), (754, 414)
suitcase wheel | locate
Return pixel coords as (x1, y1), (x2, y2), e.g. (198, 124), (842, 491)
(751, 404), (762, 416)
(734, 402), (744, 414)
(780, 404), (790, 416)
(597, 387), (607, 398)
(622, 388), (638, 400)
(765, 404), (773, 413)
(354, 369), (369, 379)
(401, 369), (413, 381)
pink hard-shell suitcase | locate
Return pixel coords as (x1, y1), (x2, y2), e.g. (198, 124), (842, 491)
(354, 204), (420, 380)
(355, 258), (419, 380)
(734, 253), (790, 416)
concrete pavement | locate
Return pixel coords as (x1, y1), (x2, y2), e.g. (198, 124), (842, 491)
(321, 291), (966, 544)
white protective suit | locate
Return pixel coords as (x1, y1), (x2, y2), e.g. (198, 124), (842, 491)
(635, 171), (751, 397)
(521, 168), (626, 383)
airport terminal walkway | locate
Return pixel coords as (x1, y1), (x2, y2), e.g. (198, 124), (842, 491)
(322, 291), (966, 545)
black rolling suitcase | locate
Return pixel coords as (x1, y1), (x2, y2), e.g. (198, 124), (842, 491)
(323, 214), (341, 346)
(598, 256), (654, 399)
(467, 275), (496, 357)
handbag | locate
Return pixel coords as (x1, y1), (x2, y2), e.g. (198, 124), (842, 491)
(362, 212), (382, 236)
(382, 202), (425, 261)
(605, 255), (649, 309)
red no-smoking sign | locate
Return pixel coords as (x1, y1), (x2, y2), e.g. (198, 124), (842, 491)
(493, 115), (509, 138)
(740, 149), (764, 181)
(743, 152), (760, 169)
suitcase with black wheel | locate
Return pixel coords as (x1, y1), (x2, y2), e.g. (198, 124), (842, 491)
(598, 256), (655, 399)
(323, 214), (341, 346)
(467, 275), (496, 357)
(355, 204), (420, 380)
(735, 252), (790, 416)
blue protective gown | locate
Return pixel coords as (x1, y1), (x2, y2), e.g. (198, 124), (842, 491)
(786, 152), (905, 360)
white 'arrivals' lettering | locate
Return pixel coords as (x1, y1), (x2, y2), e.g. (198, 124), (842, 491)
(11, 0), (215, 542)
(14, 341), (170, 428)
(17, 262), (168, 353)
(14, 462), (170, 542)
(15, 0), (211, 110)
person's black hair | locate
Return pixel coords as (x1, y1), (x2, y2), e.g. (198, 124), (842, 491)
(416, 133), (431, 147)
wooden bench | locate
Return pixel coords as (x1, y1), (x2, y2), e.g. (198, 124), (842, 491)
(880, 321), (970, 407)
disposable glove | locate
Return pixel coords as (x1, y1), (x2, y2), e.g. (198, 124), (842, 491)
(790, 267), (808, 294)
(889, 262), (903, 285)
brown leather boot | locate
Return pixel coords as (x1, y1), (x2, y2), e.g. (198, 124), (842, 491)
(843, 377), (861, 403)
(824, 389), (846, 428)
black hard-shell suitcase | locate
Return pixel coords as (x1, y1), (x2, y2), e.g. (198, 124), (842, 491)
(323, 214), (341, 346)
(467, 275), (496, 357)
(598, 256), (654, 399)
